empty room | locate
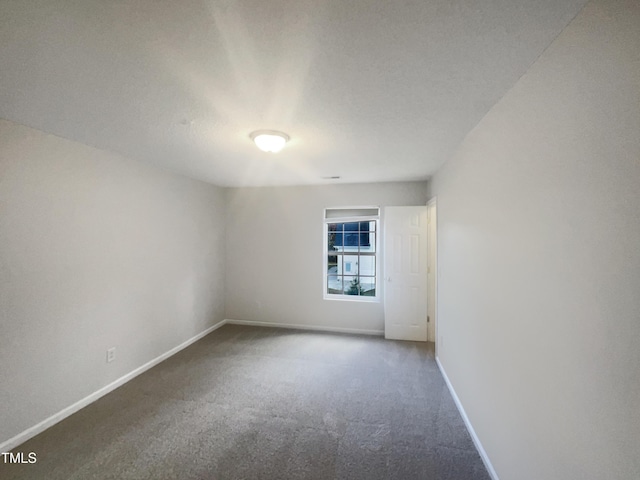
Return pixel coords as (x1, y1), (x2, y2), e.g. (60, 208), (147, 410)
(1, 1), (639, 479)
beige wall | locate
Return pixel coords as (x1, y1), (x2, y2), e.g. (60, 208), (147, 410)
(429, 0), (640, 478)
(225, 182), (428, 333)
(0, 119), (226, 446)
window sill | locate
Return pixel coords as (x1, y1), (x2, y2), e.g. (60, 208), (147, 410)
(323, 294), (380, 303)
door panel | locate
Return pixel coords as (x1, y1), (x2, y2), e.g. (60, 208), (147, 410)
(384, 206), (428, 341)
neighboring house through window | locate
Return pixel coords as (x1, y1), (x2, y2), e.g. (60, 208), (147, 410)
(324, 207), (379, 300)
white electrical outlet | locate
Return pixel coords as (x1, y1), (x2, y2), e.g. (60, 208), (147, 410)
(106, 347), (116, 363)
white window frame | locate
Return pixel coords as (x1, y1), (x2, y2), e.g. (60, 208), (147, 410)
(323, 207), (380, 302)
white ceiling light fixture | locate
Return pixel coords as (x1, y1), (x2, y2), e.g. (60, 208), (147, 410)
(250, 130), (290, 153)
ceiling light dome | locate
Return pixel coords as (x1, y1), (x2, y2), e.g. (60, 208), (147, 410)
(250, 130), (289, 153)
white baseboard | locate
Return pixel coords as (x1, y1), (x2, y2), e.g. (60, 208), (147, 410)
(0, 319), (228, 453)
(225, 318), (384, 336)
(436, 357), (500, 480)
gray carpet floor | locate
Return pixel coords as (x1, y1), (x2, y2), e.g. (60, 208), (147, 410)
(1, 325), (491, 480)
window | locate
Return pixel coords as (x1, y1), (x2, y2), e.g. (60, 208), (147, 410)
(324, 207), (379, 300)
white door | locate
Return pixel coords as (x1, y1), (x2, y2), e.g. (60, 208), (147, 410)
(383, 206), (428, 341)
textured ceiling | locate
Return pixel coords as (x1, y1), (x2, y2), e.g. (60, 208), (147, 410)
(0, 0), (588, 186)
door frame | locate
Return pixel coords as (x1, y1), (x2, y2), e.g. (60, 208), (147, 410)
(427, 197), (438, 349)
